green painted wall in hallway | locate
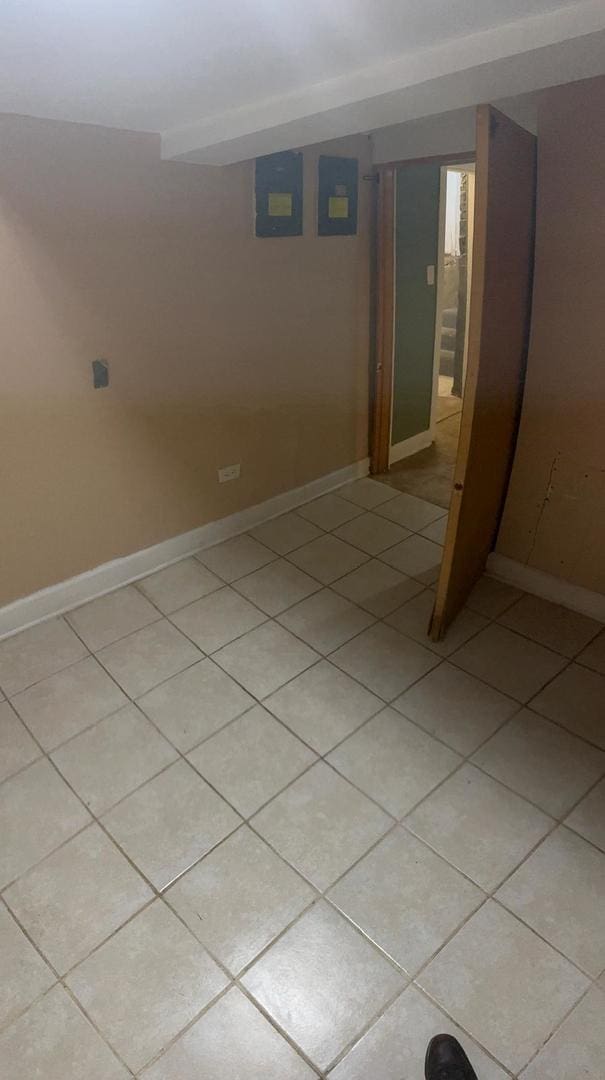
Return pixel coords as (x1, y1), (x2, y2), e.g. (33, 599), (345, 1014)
(392, 163), (440, 445)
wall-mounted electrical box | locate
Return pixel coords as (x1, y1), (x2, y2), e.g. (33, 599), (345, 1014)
(255, 150), (303, 238)
(317, 155), (358, 237)
(218, 463), (241, 483)
(92, 359), (109, 388)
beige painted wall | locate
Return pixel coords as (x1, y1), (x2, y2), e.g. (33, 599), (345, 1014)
(0, 116), (371, 605)
(497, 76), (605, 594)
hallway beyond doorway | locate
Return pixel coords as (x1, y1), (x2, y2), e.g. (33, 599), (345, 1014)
(380, 410), (461, 509)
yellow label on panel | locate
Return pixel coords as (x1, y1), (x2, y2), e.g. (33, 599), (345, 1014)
(328, 196), (349, 219)
(268, 192), (293, 217)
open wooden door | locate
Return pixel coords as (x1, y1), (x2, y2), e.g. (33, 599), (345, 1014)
(430, 106), (536, 640)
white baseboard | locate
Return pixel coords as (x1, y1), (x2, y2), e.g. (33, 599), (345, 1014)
(0, 458), (370, 640)
(389, 430), (432, 465)
(487, 553), (605, 623)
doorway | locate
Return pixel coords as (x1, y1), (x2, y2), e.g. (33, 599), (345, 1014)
(377, 158), (475, 507)
(370, 108), (536, 637)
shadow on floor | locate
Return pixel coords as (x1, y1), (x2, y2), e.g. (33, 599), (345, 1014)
(379, 412), (461, 509)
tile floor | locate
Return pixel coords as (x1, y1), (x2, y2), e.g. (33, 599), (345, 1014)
(1, 477), (604, 1078)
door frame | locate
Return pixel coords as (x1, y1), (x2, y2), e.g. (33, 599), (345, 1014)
(369, 151), (475, 476)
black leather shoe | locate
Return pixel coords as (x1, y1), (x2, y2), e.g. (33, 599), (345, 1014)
(425, 1034), (479, 1080)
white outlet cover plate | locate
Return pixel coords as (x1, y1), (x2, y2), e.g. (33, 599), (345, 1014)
(218, 464), (241, 483)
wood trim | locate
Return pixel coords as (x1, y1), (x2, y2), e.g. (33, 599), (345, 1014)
(429, 166), (448, 441)
(376, 151), (475, 170)
(370, 151), (475, 476)
(370, 166), (395, 475)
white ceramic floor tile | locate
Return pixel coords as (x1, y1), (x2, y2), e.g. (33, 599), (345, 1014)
(67, 901), (227, 1073)
(451, 624), (567, 702)
(420, 514), (449, 544)
(472, 709), (605, 817)
(406, 764), (552, 891)
(565, 778), (605, 851)
(249, 512), (323, 554)
(142, 987), (315, 1079)
(52, 703), (177, 815)
(332, 559), (424, 617)
(170, 586), (267, 654)
(297, 493), (364, 531)
(0, 758), (91, 889)
(0, 699), (40, 782)
(213, 621), (319, 699)
(531, 664), (605, 748)
(242, 901), (405, 1071)
(277, 588), (374, 654)
(137, 557), (222, 614)
(521, 985), (605, 1080)
(233, 558), (320, 615)
(331, 623), (438, 701)
(188, 705), (316, 817)
(96, 620), (201, 698)
(251, 761), (392, 890)
(329, 828), (482, 974)
(418, 901), (589, 1075)
(330, 984), (508, 1080)
(67, 586), (159, 651)
(328, 709), (460, 818)
(465, 575), (524, 619)
(137, 658), (253, 752)
(498, 593), (602, 658)
(196, 534), (276, 582)
(4, 824), (152, 973)
(497, 826), (605, 976)
(0, 904), (55, 1028)
(264, 661), (382, 755)
(166, 826), (314, 974)
(10, 656), (128, 751)
(0, 617), (87, 696)
(576, 628), (605, 675)
(0, 985), (128, 1080)
(393, 662), (517, 756)
(376, 492), (446, 531)
(288, 534), (368, 585)
(385, 589), (488, 657)
(338, 478), (400, 509)
(333, 512), (411, 555)
(380, 534), (443, 584)
(102, 759), (240, 890)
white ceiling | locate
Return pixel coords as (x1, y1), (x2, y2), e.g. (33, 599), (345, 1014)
(1, 0), (604, 162)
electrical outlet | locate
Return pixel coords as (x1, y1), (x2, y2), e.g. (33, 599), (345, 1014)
(218, 463), (241, 483)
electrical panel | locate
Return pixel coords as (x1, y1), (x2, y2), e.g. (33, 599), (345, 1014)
(255, 150), (303, 238)
(317, 155), (358, 237)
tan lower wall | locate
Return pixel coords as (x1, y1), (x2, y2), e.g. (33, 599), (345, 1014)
(497, 76), (605, 595)
(0, 116), (371, 605)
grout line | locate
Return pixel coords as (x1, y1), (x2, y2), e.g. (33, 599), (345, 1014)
(322, 980), (411, 1075)
(514, 979), (597, 1078)
(0, 896), (138, 1076)
(65, 608), (164, 653)
(0, 639), (94, 701)
(1, 487), (603, 1076)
